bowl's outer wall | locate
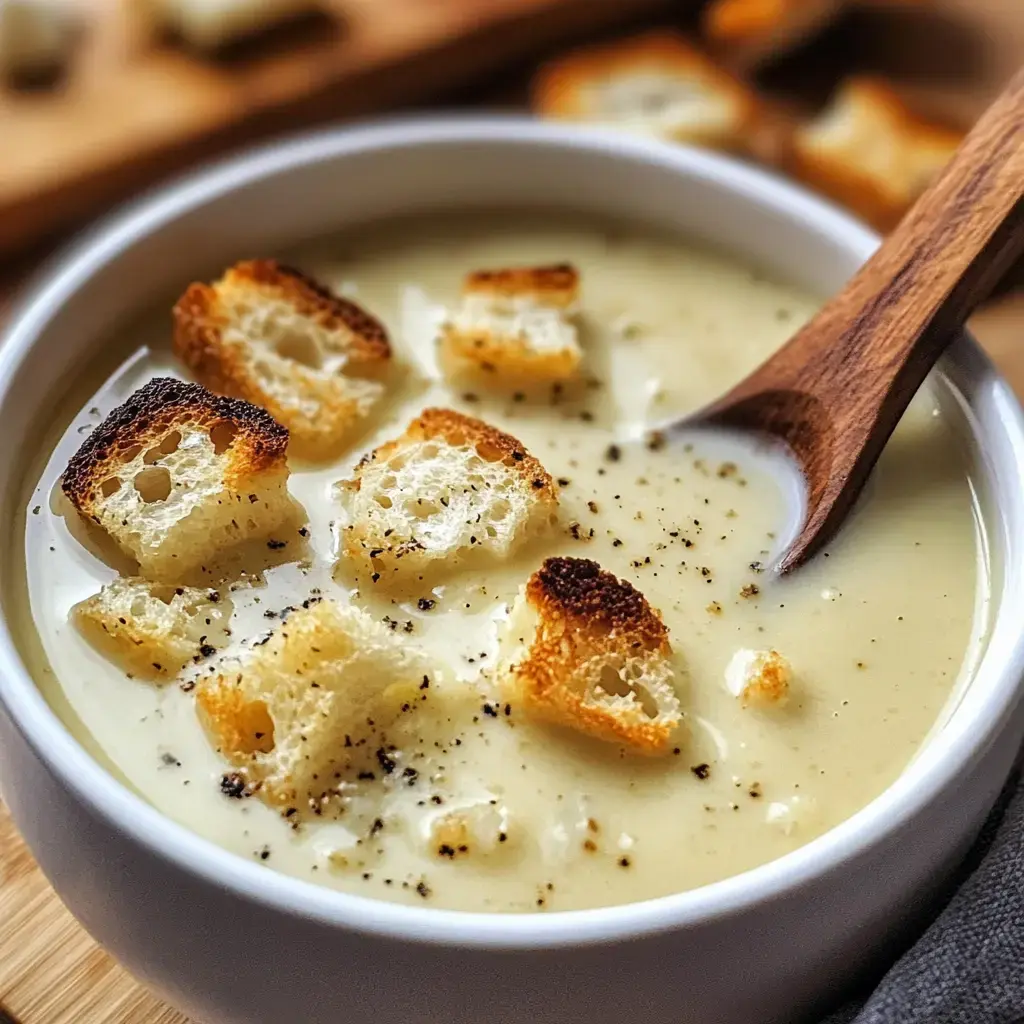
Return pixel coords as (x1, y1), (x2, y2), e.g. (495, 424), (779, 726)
(1, 123), (1023, 1024)
(3, 702), (1021, 1024)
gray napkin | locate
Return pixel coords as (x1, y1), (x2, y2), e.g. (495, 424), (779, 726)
(823, 767), (1024, 1024)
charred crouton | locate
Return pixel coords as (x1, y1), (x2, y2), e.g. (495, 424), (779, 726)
(790, 78), (963, 231)
(72, 578), (231, 680)
(195, 599), (435, 806)
(500, 557), (682, 755)
(439, 263), (582, 384)
(531, 30), (760, 152)
(703, 0), (847, 70)
(62, 377), (291, 581)
(173, 259), (391, 459)
(338, 408), (559, 582)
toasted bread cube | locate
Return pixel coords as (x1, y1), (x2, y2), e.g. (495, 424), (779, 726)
(425, 799), (516, 860)
(791, 78), (963, 231)
(500, 557), (681, 755)
(439, 264), (582, 383)
(146, 0), (325, 50)
(339, 408), (559, 581)
(72, 578), (231, 680)
(174, 260), (391, 459)
(724, 648), (791, 706)
(196, 599), (435, 806)
(62, 377), (291, 581)
(532, 30), (759, 152)
(703, 0), (846, 70)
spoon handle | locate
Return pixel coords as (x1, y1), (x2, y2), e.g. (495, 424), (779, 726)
(797, 67), (1024, 403)
(706, 66), (1024, 573)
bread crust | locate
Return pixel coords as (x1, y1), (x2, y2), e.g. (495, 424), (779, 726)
(502, 557), (681, 755)
(62, 376), (288, 516)
(527, 556), (669, 647)
(464, 263), (579, 307)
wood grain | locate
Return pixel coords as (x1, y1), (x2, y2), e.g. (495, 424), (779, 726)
(0, 0), (675, 260)
(696, 64), (1024, 573)
(0, 802), (187, 1024)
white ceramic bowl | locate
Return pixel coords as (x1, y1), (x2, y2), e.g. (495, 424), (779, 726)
(2, 120), (1024, 1024)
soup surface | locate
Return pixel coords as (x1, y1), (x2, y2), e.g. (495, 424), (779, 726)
(18, 212), (988, 912)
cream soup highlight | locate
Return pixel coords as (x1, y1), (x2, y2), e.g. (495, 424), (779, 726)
(18, 212), (988, 912)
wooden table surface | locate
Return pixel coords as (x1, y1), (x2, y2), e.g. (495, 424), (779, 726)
(1, 1), (1023, 1021)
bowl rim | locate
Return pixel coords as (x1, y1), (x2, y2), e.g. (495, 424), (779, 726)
(3, 116), (1024, 949)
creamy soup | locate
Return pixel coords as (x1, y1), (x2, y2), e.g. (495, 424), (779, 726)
(14, 212), (988, 912)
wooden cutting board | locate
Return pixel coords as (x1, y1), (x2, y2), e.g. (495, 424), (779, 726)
(0, 0), (674, 259)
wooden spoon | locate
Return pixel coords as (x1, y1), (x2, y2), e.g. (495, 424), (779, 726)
(688, 67), (1024, 574)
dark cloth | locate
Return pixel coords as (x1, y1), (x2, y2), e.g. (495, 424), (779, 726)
(822, 768), (1024, 1024)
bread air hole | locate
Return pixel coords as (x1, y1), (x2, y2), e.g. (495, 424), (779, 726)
(99, 477), (121, 497)
(597, 661), (660, 719)
(274, 328), (322, 370)
(235, 700), (276, 756)
(210, 421), (239, 455)
(405, 498), (442, 519)
(129, 589), (172, 616)
(143, 431), (182, 464)
(134, 467), (172, 503)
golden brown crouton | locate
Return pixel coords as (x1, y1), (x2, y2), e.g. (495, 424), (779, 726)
(500, 557), (682, 755)
(195, 599), (436, 807)
(62, 377), (291, 581)
(724, 648), (792, 706)
(790, 78), (963, 231)
(72, 578), (231, 681)
(174, 259), (391, 459)
(531, 30), (760, 153)
(703, 0), (847, 70)
(339, 408), (559, 582)
(440, 263), (582, 383)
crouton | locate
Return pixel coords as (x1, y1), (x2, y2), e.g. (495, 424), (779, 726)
(72, 578), (231, 680)
(146, 0), (325, 50)
(790, 78), (963, 231)
(531, 30), (760, 153)
(174, 259), (391, 459)
(426, 799), (515, 860)
(338, 408), (559, 581)
(724, 647), (791, 706)
(195, 599), (435, 806)
(703, 0), (847, 70)
(62, 377), (291, 581)
(439, 264), (582, 383)
(500, 557), (681, 755)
